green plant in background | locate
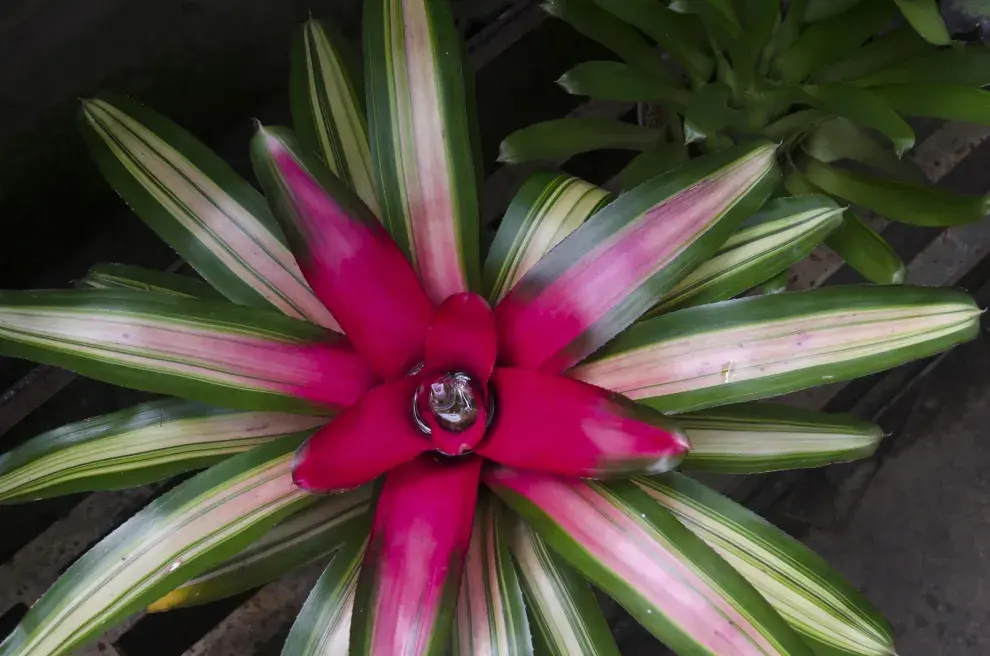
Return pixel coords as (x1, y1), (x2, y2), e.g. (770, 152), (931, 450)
(503, 0), (990, 287)
(0, 1), (981, 655)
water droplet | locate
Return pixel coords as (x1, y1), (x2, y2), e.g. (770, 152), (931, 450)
(822, 374), (834, 380)
(720, 360), (737, 383)
(647, 609), (653, 614)
(168, 560), (182, 573)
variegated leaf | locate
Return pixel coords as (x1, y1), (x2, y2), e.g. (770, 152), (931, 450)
(79, 263), (222, 299)
(80, 96), (338, 329)
(150, 487), (371, 611)
(484, 173), (611, 304)
(486, 468), (811, 655)
(509, 517), (620, 656)
(291, 19), (380, 216)
(282, 536), (368, 656)
(365, 0), (480, 302)
(637, 474), (895, 655)
(0, 290), (376, 414)
(676, 403), (884, 473)
(453, 492), (533, 656)
(571, 285), (979, 413)
(0, 440), (312, 656)
(648, 195), (843, 315)
(0, 399), (325, 503)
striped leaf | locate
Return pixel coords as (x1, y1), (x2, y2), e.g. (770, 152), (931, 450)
(0, 290), (376, 414)
(647, 195), (844, 315)
(873, 84), (990, 125)
(0, 399), (325, 503)
(497, 142), (779, 373)
(365, 0), (480, 302)
(149, 487), (371, 611)
(79, 264), (222, 299)
(509, 517), (620, 656)
(0, 439), (312, 656)
(804, 160), (990, 227)
(570, 285), (979, 413)
(557, 61), (691, 105)
(79, 96), (338, 330)
(893, 0), (951, 45)
(486, 468), (812, 655)
(676, 403), (884, 473)
(498, 118), (661, 165)
(291, 19), (380, 216)
(483, 173), (611, 303)
(453, 492), (533, 656)
(282, 536), (368, 656)
(637, 474), (895, 655)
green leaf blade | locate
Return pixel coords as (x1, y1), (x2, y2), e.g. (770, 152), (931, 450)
(498, 118), (660, 165)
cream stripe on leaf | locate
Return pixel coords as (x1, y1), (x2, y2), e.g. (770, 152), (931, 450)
(365, 0), (481, 302)
(282, 535), (368, 656)
(149, 487), (371, 611)
(79, 263), (223, 299)
(647, 195), (844, 315)
(291, 19), (381, 217)
(0, 439), (313, 656)
(80, 95), (339, 330)
(676, 402), (884, 474)
(508, 517), (620, 656)
(484, 172), (612, 304)
(0, 399), (326, 503)
(453, 492), (533, 656)
(637, 474), (895, 656)
(571, 285), (980, 413)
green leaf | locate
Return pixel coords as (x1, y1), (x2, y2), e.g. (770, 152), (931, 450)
(761, 109), (830, 143)
(149, 488), (371, 611)
(79, 96), (338, 330)
(291, 19), (380, 216)
(775, 1), (897, 83)
(508, 517), (621, 656)
(669, 0), (743, 39)
(826, 211), (906, 284)
(802, 117), (928, 184)
(676, 402), (884, 473)
(637, 474), (895, 655)
(542, 0), (675, 83)
(571, 285), (979, 413)
(760, 269), (790, 294)
(0, 439), (312, 656)
(683, 83), (743, 143)
(852, 46), (990, 86)
(557, 61), (690, 106)
(452, 493), (534, 656)
(484, 173), (611, 304)
(0, 289), (375, 414)
(0, 399), (324, 503)
(79, 263), (223, 299)
(617, 140), (689, 192)
(804, 0), (865, 22)
(486, 471), (812, 655)
(498, 118), (660, 164)
(873, 84), (990, 124)
(815, 27), (930, 83)
(590, 0), (713, 80)
(647, 195), (844, 315)
(784, 169), (907, 284)
(893, 0), (952, 45)
(282, 535), (368, 656)
(804, 159), (990, 226)
(801, 85), (915, 156)
(365, 0), (480, 301)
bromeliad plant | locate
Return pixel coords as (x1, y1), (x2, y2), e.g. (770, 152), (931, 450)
(503, 0), (990, 286)
(0, 2), (981, 655)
